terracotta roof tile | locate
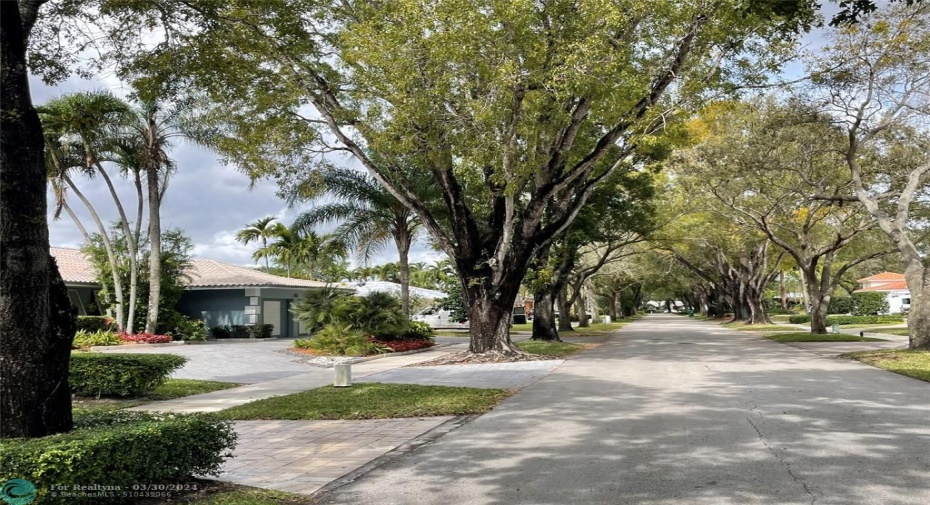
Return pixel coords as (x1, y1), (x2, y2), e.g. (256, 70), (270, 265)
(857, 272), (906, 282)
(50, 247), (99, 284)
(854, 281), (909, 292)
(50, 247), (333, 289)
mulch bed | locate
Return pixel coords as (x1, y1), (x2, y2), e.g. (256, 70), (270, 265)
(410, 350), (558, 367)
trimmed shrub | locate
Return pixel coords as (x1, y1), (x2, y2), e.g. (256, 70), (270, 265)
(70, 353), (187, 396)
(247, 324), (274, 339)
(852, 292), (890, 316)
(826, 315), (904, 325)
(789, 315), (812, 324)
(300, 324), (388, 356)
(229, 325), (250, 339)
(0, 411), (236, 505)
(72, 329), (120, 349)
(210, 325), (232, 339)
(75, 316), (114, 332)
(828, 297), (854, 315)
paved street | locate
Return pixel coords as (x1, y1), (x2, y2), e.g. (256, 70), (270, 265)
(318, 314), (930, 505)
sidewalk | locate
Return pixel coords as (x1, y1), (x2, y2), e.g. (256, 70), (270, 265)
(132, 339), (566, 498)
(766, 320), (911, 355)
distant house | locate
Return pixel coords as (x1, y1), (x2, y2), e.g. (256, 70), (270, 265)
(854, 272), (911, 314)
(52, 247), (342, 337)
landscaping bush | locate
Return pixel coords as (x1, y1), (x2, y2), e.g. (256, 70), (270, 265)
(70, 353), (187, 396)
(118, 331), (173, 344)
(72, 329), (120, 349)
(828, 297), (854, 315)
(75, 316), (114, 332)
(210, 325), (232, 339)
(0, 411), (236, 505)
(402, 321), (435, 341)
(247, 323), (274, 339)
(299, 324), (388, 356)
(170, 316), (210, 341)
(788, 315), (812, 324)
(293, 288), (406, 337)
(852, 292), (890, 316)
(826, 315), (904, 325)
(229, 325), (250, 339)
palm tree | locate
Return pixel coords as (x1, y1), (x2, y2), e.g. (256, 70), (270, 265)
(293, 168), (423, 316)
(254, 223), (347, 279)
(236, 216), (278, 269)
(39, 91), (136, 331)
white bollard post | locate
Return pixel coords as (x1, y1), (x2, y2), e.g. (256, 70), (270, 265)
(333, 363), (352, 387)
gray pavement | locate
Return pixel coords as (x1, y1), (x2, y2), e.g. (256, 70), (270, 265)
(357, 360), (563, 389)
(319, 314), (930, 505)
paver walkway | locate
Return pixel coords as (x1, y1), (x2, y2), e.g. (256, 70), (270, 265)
(218, 418), (453, 495)
(319, 314), (930, 505)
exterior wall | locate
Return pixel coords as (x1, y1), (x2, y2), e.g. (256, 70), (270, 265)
(178, 289), (250, 329)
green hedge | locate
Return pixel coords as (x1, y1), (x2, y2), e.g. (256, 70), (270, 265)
(826, 315), (904, 325)
(787, 314), (903, 325)
(70, 353), (187, 396)
(851, 292), (890, 316)
(247, 324), (274, 339)
(75, 316), (112, 332)
(0, 411), (236, 505)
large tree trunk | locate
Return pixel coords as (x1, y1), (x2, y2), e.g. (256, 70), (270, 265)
(144, 165), (162, 333)
(575, 294), (589, 328)
(557, 288), (574, 332)
(1, 1), (75, 438)
(808, 289), (830, 335)
(531, 289), (560, 341)
(464, 279), (521, 354)
(903, 265), (928, 350)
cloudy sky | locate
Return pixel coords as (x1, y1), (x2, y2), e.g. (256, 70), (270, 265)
(35, 76), (443, 268)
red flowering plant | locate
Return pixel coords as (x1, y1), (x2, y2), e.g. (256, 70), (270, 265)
(118, 332), (173, 344)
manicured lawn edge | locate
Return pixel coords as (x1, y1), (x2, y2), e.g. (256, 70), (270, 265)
(844, 349), (930, 383)
(220, 383), (511, 421)
(516, 340), (585, 357)
(764, 332), (887, 343)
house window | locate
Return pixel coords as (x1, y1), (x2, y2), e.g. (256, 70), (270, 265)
(67, 289), (85, 315)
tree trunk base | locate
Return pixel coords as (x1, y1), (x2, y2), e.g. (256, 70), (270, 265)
(411, 349), (551, 366)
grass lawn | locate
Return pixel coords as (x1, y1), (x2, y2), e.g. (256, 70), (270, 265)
(433, 330), (470, 337)
(845, 349), (930, 382)
(866, 327), (911, 336)
(73, 379), (241, 414)
(724, 322), (806, 331)
(516, 340), (585, 357)
(220, 383), (511, 420)
(764, 332), (887, 343)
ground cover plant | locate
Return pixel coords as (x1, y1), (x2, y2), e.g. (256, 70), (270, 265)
(517, 340), (585, 357)
(220, 383), (510, 420)
(844, 350), (930, 382)
(764, 332), (887, 343)
(73, 379), (241, 415)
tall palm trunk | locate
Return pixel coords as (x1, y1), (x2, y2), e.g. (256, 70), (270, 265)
(144, 124), (163, 334)
(395, 229), (411, 317)
(90, 156), (140, 332)
(65, 176), (126, 330)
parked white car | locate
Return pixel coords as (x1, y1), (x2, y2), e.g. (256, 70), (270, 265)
(412, 308), (469, 329)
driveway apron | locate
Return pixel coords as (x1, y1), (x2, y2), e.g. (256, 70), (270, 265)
(318, 314), (930, 505)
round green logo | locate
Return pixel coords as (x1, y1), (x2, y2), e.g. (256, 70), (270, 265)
(0, 479), (37, 505)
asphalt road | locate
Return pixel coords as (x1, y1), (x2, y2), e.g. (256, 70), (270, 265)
(317, 314), (930, 505)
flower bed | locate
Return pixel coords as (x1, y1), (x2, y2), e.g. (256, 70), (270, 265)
(373, 338), (435, 352)
(118, 332), (173, 344)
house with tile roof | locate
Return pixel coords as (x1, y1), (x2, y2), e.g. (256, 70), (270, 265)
(854, 272), (911, 314)
(52, 247), (345, 337)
